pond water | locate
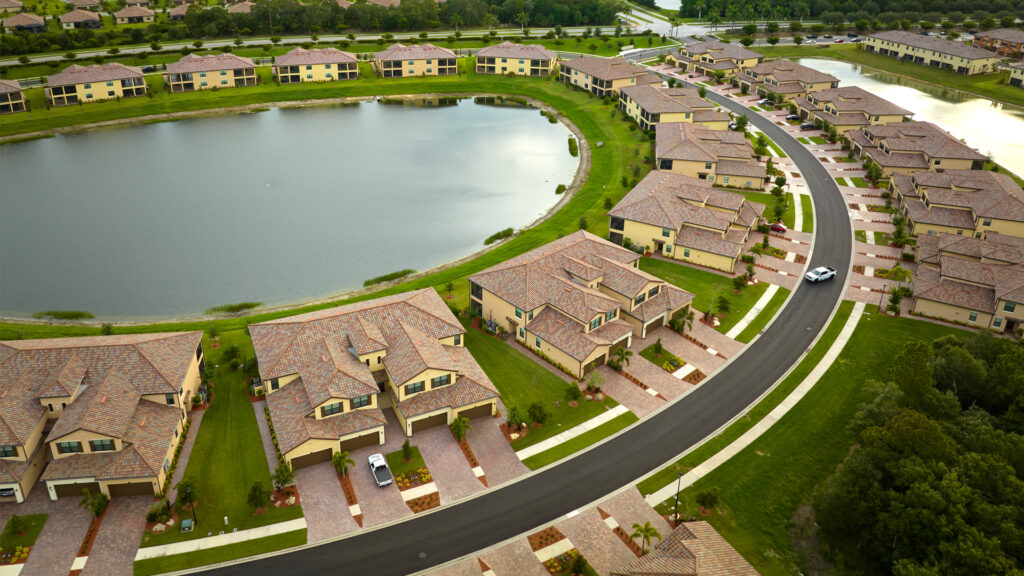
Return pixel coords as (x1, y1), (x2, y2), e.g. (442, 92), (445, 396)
(796, 58), (1024, 178)
(0, 98), (579, 320)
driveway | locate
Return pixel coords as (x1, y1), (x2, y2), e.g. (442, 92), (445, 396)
(346, 410), (412, 528)
(478, 538), (550, 576)
(0, 485), (92, 576)
(81, 495), (150, 576)
(556, 507), (635, 576)
(415, 425), (483, 505)
(464, 412), (528, 488)
(294, 462), (359, 543)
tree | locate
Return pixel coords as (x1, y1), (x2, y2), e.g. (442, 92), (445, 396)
(247, 481), (270, 513)
(745, 263), (755, 280)
(8, 515), (29, 536)
(734, 114), (749, 132)
(793, 35), (803, 45)
(175, 478), (196, 510)
(78, 489), (108, 518)
(612, 347), (633, 369)
(332, 451), (355, 477)
(100, 323), (114, 335)
(272, 461), (294, 493)
(670, 309), (694, 335)
(715, 293), (731, 315)
(450, 416), (472, 442)
(630, 521), (662, 555)
(528, 401), (549, 424)
(698, 85), (707, 98)
(587, 369), (604, 393)
(506, 403), (525, 430)
(696, 487), (720, 509)
(402, 439), (412, 461)
(767, 36), (779, 45)
(740, 36), (755, 47)
(193, 40), (204, 49)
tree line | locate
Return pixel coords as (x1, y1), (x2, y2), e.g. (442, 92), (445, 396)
(813, 331), (1024, 574)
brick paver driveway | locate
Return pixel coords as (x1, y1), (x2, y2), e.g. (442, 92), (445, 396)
(601, 488), (671, 538)
(429, 556), (482, 576)
(294, 462), (359, 543)
(347, 411), (412, 528)
(81, 495), (150, 576)
(599, 365), (665, 419)
(0, 485), (92, 576)
(556, 507), (635, 576)
(479, 538), (549, 576)
(415, 425), (483, 505)
(465, 410), (528, 488)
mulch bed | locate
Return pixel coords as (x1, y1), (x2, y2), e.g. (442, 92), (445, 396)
(452, 431), (487, 487)
(528, 526), (566, 552)
(336, 472), (362, 527)
(270, 485), (300, 509)
(865, 205), (890, 213)
(2, 544), (32, 565)
(144, 509), (179, 535)
(500, 422), (528, 443)
(598, 507), (643, 557)
(77, 508), (107, 557)
(406, 491), (440, 513)
(245, 387), (265, 404)
(681, 333), (708, 350)
(621, 371), (667, 400)
(394, 468), (432, 492)
(794, 254), (807, 264)
(478, 559), (491, 572)
(853, 265), (866, 274)
(683, 369), (705, 385)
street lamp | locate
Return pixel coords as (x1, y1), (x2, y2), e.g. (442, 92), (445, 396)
(186, 486), (197, 527)
(673, 472), (684, 527)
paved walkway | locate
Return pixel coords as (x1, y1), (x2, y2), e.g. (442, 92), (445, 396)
(464, 411), (528, 488)
(135, 518), (307, 560)
(599, 366), (665, 419)
(294, 462), (358, 543)
(725, 284), (781, 339)
(252, 400), (279, 472)
(514, 405), (630, 461)
(81, 495), (149, 576)
(555, 507), (634, 576)
(167, 410), (204, 504)
(644, 302), (867, 506)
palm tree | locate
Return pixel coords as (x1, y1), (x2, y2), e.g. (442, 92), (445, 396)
(630, 521), (662, 555)
(333, 451), (355, 477)
(672, 309), (695, 336)
(613, 347), (633, 369)
(450, 416), (472, 442)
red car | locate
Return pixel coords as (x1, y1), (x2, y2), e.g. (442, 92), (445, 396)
(834, 39), (845, 43)
(770, 222), (788, 233)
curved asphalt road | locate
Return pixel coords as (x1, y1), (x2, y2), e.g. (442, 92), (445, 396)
(206, 85), (851, 576)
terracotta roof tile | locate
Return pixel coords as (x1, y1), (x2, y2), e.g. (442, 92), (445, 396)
(611, 522), (759, 576)
(276, 47), (357, 66)
(375, 43), (456, 62)
(48, 62), (144, 87)
(476, 41), (556, 61)
(870, 30), (997, 59)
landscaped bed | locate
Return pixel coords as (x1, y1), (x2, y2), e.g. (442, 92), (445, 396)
(386, 445), (440, 514)
(1, 514), (46, 566)
(639, 340), (685, 373)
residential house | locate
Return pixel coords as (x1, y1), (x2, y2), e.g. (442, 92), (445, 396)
(0, 79), (26, 114)
(558, 56), (655, 97)
(114, 5), (154, 24)
(66, 0), (98, 9)
(736, 59), (838, 101)
(914, 232), (1024, 332)
(655, 122), (767, 189)
(475, 41), (557, 76)
(168, 3), (191, 20)
(336, 0), (352, 7)
(374, 43), (457, 78)
(3, 13), (45, 33)
(0, 333), (203, 503)
(794, 86), (912, 134)
(848, 121), (987, 177)
(46, 63), (148, 106)
(468, 231), (695, 378)
(975, 28), (1024, 57)
(59, 8), (99, 29)
(890, 169), (1024, 238)
(274, 47), (358, 83)
(608, 171), (764, 272)
(125, 0), (150, 5)
(250, 289), (499, 456)
(865, 30), (1000, 75)
(1010, 60), (1024, 88)
(227, 1), (253, 14)
(618, 84), (731, 131)
(165, 53), (257, 92)
(0, 0), (24, 13)
(610, 522), (759, 576)
(666, 40), (762, 78)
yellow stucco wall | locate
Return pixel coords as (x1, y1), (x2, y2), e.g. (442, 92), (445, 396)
(376, 56), (457, 77)
(914, 298), (992, 326)
(662, 158), (715, 179)
(52, 79), (146, 104)
(670, 244), (736, 272)
(475, 56), (555, 76)
(713, 173), (764, 189)
(982, 218), (1024, 238)
(49, 430), (123, 459)
(865, 37), (999, 74)
(389, 367), (456, 401)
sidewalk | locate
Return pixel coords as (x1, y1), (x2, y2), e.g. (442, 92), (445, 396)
(514, 405), (630, 461)
(724, 284), (780, 339)
(644, 301), (867, 506)
(135, 518), (307, 560)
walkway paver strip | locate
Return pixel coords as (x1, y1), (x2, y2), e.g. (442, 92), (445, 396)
(514, 405), (629, 461)
(479, 539), (549, 576)
(724, 283), (780, 339)
(533, 538), (574, 562)
(644, 301), (867, 506)
(135, 518), (307, 560)
(166, 410), (204, 505)
(464, 415), (528, 488)
(252, 400), (279, 471)
(3, 488), (92, 576)
(294, 462), (358, 543)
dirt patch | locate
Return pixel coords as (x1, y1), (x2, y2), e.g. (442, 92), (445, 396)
(789, 502), (835, 576)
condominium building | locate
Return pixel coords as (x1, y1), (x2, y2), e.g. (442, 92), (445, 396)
(655, 122), (767, 189)
(375, 43), (458, 78)
(1010, 61), (1024, 88)
(165, 53), (257, 92)
(114, 5), (154, 24)
(848, 121), (987, 177)
(891, 170), (1024, 238)
(0, 79), (26, 114)
(475, 42), (557, 76)
(65, 0), (99, 9)
(0, 0), (24, 13)
(794, 86), (912, 133)
(46, 63), (148, 106)
(970, 28), (1024, 57)
(865, 30), (1000, 75)
(608, 171), (764, 272)
(274, 47), (358, 83)
(666, 40), (762, 78)
(558, 56), (654, 97)
(618, 84), (730, 131)
(736, 59), (839, 101)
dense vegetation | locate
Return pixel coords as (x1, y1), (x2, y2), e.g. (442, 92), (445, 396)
(814, 331), (1024, 575)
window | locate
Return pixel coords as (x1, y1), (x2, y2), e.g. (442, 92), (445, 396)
(969, 311), (978, 322)
(994, 318), (1003, 328)
(201, 81), (207, 87)
(470, 282), (482, 299)
(200, 72), (206, 77)
(666, 245), (672, 253)
(48, 404), (54, 412)
(106, 81), (113, 86)
(220, 70), (226, 76)
(453, 334), (461, 346)
(107, 91), (114, 97)
(427, 69), (432, 73)
(634, 293), (646, 306)
(606, 310), (616, 321)
(535, 337), (542, 348)
(662, 228), (671, 237)
(164, 393), (175, 405)
(684, 248), (691, 257)
(431, 374), (451, 388)
(405, 381), (424, 395)
(649, 286), (659, 298)
(57, 441), (83, 454)
(934, 159), (941, 165)
(0, 445), (16, 458)
(84, 83), (92, 89)
(1005, 301), (1016, 312)
(89, 439), (114, 452)
(270, 378), (279, 391)
(519, 327), (525, 338)
(325, 64), (331, 69)
(306, 65), (312, 70)
(610, 217), (625, 231)
(515, 308), (522, 319)
(983, 218), (992, 226)
(705, 162), (713, 170)
(723, 176), (730, 184)
(528, 310), (534, 321)
(408, 60), (415, 64)
(426, 59), (432, 64)
(352, 395), (371, 409)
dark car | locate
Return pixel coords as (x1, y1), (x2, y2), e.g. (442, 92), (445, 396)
(140, 65), (156, 73)
(806, 34), (818, 39)
(786, 114), (800, 120)
(824, 34), (833, 38)
(800, 122), (816, 130)
(847, 32), (858, 38)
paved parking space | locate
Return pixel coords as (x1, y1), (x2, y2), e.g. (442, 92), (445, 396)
(465, 412), (528, 488)
(0, 486), (92, 576)
(347, 410), (413, 528)
(81, 495), (150, 576)
(478, 538), (550, 576)
(415, 425), (484, 505)
(599, 366), (665, 419)
(556, 507), (635, 576)
(294, 462), (359, 542)
(600, 488), (671, 538)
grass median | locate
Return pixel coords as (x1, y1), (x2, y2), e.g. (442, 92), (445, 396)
(521, 411), (639, 470)
(734, 286), (791, 344)
(133, 529), (307, 576)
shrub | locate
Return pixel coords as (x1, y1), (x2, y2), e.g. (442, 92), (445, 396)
(901, 252), (915, 262)
(506, 403), (525, 429)
(402, 439), (412, 461)
(696, 487), (720, 509)
(653, 338), (663, 354)
(205, 302), (262, 315)
(565, 384), (582, 402)
(741, 254), (755, 264)
(32, 310), (94, 320)
(555, 184), (566, 194)
(732, 276), (746, 291)
(568, 137), (579, 157)
(247, 481), (270, 512)
(484, 228), (514, 245)
(147, 500), (173, 523)
(578, 216), (588, 230)
(364, 269), (415, 287)
(528, 401), (550, 424)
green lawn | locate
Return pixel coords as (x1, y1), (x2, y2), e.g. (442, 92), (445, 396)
(133, 529), (307, 576)
(139, 330), (303, 549)
(854, 230), (867, 242)
(755, 43), (1024, 109)
(385, 446), (426, 477)
(521, 411), (639, 470)
(638, 342), (685, 370)
(653, 308), (971, 576)
(848, 176), (870, 188)
(638, 258), (769, 333)
(873, 231), (889, 245)
(808, 136), (827, 144)
(1, 513), (47, 550)
(461, 324), (619, 452)
(796, 137), (810, 144)
(734, 286), (790, 344)
(734, 191), (795, 229)
(800, 195), (813, 232)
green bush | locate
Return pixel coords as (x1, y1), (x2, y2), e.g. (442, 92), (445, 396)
(204, 302), (262, 315)
(32, 310), (94, 320)
(528, 401), (550, 424)
(568, 137), (579, 157)
(555, 184), (566, 194)
(363, 269), (415, 287)
(484, 228), (514, 245)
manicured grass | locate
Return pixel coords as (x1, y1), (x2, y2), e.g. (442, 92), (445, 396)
(385, 446), (426, 477)
(755, 43), (1024, 109)
(653, 308), (970, 576)
(521, 411), (639, 470)
(873, 231), (889, 245)
(133, 529), (307, 576)
(753, 132), (786, 158)
(139, 330), (303, 549)
(854, 230), (867, 242)
(733, 191), (794, 229)
(848, 176), (870, 188)
(2, 67), (648, 342)
(638, 258), (768, 333)
(796, 137), (810, 144)
(1, 513), (47, 549)
(638, 342), (685, 371)
(461, 324), (618, 452)
(800, 195), (813, 232)
(808, 136), (827, 144)
(734, 286), (791, 344)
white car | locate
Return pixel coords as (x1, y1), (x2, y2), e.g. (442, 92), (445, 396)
(805, 266), (837, 283)
(756, 98), (771, 105)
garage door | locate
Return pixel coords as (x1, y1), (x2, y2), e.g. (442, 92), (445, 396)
(339, 432), (379, 454)
(107, 481), (155, 498)
(290, 448), (333, 470)
(410, 413), (447, 433)
(457, 404), (492, 420)
(53, 481), (101, 499)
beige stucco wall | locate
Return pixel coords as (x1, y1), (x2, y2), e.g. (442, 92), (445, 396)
(0, 445), (49, 503)
(476, 56), (555, 76)
(275, 62), (357, 82)
(376, 56), (457, 77)
(49, 430), (122, 459)
(914, 298), (992, 326)
(865, 37), (998, 74)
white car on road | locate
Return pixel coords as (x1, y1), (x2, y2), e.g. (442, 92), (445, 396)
(805, 266), (837, 283)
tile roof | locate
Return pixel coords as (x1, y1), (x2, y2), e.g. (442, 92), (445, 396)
(611, 521), (759, 576)
(903, 198), (975, 229)
(917, 277), (998, 313)
(675, 226), (745, 258)
(375, 43), (456, 62)
(621, 84), (724, 118)
(976, 28), (1024, 44)
(0, 0), (24, 8)
(913, 170), (1024, 221)
(918, 232), (1024, 266)
(66, 0), (98, 6)
(798, 86), (912, 121)
(0, 444), (40, 484)
(1010, 60), (1024, 71)
(3, 13), (43, 26)
(276, 47), (357, 66)
(336, 0), (352, 7)
(627, 284), (694, 323)
(266, 378), (386, 454)
(48, 62), (144, 87)
(168, 3), (190, 16)
(113, 5), (152, 17)
(382, 321), (460, 386)
(0, 79), (22, 94)
(395, 346), (498, 418)
(60, 8), (100, 22)
(227, 1), (253, 13)
(678, 40), (761, 62)
(853, 121), (987, 167)
(528, 308), (634, 361)
(656, 122), (756, 165)
(560, 56), (649, 82)
(738, 59), (837, 90)
(167, 53), (254, 74)
(609, 171), (759, 234)
(870, 30), (998, 60)
(475, 41), (556, 61)
(716, 159), (766, 178)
